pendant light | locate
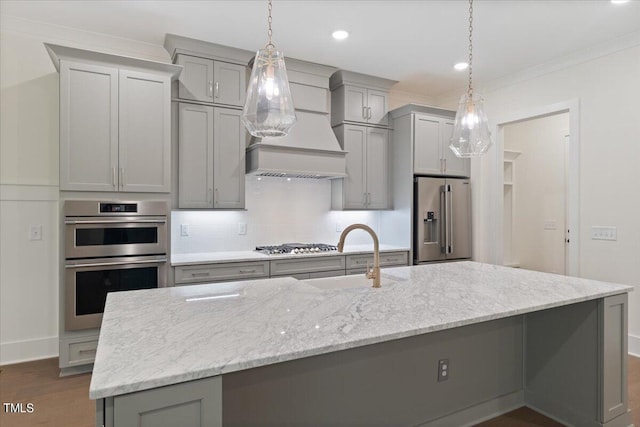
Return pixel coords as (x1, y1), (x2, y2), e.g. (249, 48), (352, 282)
(449, 0), (492, 157)
(242, 0), (296, 137)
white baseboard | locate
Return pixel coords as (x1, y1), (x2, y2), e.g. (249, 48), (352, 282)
(629, 333), (640, 358)
(0, 336), (58, 365)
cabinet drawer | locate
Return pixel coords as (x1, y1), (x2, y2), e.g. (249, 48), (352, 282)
(309, 269), (345, 279)
(60, 336), (99, 367)
(175, 261), (269, 284)
(270, 256), (346, 276)
(346, 251), (408, 269)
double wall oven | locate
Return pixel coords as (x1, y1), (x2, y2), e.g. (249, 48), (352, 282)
(64, 201), (168, 330)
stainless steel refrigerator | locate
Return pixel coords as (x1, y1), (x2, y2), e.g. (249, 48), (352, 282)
(414, 177), (472, 264)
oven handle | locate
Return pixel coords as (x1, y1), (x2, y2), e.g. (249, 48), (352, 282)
(65, 219), (167, 225)
(65, 258), (167, 269)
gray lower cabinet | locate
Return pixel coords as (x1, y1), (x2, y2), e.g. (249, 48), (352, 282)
(174, 261), (269, 285)
(100, 377), (222, 427)
(178, 104), (246, 209)
(59, 334), (99, 368)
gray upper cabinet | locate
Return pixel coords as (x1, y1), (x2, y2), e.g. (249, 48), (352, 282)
(411, 110), (470, 178)
(60, 61), (119, 192)
(330, 70), (396, 128)
(176, 54), (246, 107)
(332, 124), (390, 210)
(178, 105), (245, 209)
(59, 60), (172, 192)
(119, 70), (171, 193)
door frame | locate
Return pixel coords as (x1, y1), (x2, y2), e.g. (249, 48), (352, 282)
(492, 99), (580, 277)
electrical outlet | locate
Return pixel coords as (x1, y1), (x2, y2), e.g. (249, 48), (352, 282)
(544, 220), (557, 230)
(591, 226), (617, 241)
(180, 224), (189, 237)
(238, 223), (247, 235)
(29, 225), (42, 241)
(437, 358), (449, 382)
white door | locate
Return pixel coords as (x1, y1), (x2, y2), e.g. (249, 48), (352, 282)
(118, 70), (171, 193)
(60, 61), (118, 191)
(213, 61), (246, 107)
(178, 103), (214, 208)
(413, 115), (442, 175)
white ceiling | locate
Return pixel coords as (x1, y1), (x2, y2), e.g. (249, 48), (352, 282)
(2, 0), (640, 97)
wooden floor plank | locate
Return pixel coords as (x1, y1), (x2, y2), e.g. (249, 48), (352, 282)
(1, 356), (638, 426)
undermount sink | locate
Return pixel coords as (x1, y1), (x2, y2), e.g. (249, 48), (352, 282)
(302, 274), (403, 290)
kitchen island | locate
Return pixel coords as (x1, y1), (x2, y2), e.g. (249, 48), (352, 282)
(90, 262), (634, 427)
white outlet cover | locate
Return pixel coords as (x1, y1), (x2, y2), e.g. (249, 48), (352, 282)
(180, 224), (189, 237)
(238, 223), (247, 235)
(29, 225), (42, 241)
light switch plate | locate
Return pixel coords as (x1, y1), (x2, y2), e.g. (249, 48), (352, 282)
(180, 224), (189, 237)
(591, 226), (617, 241)
(544, 220), (557, 230)
(238, 223), (247, 235)
(29, 225), (42, 241)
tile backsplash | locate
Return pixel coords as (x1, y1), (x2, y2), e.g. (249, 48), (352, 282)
(171, 176), (381, 254)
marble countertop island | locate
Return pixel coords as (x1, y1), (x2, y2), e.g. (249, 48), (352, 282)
(89, 261), (632, 400)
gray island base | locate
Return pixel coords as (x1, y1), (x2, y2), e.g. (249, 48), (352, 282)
(91, 262), (634, 427)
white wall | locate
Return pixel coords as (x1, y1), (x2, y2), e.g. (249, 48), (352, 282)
(0, 16), (170, 364)
(172, 176), (382, 254)
(503, 113), (569, 274)
(437, 41), (640, 355)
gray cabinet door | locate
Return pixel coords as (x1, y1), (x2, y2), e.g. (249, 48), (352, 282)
(178, 103), (214, 208)
(367, 89), (388, 126)
(60, 61), (118, 191)
(365, 127), (389, 209)
(442, 120), (470, 177)
(344, 85), (368, 123)
(342, 125), (367, 209)
(413, 115), (442, 175)
(113, 377), (221, 427)
(177, 54), (214, 103)
(213, 107), (245, 209)
(213, 61), (246, 107)
(118, 70), (171, 193)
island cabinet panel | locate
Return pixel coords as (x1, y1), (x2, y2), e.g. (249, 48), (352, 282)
(174, 261), (269, 284)
(111, 376), (221, 427)
(524, 295), (631, 427)
(221, 316), (523, 427)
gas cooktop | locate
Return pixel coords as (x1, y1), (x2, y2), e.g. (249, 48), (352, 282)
(255, 243), (338, 255)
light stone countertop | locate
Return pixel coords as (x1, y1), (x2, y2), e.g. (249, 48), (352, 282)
(171, 244), (410, 266)
(89, 261), (632, 399)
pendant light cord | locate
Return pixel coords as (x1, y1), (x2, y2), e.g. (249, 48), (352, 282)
(266, 0), (274, 49)
(468, 0), (473, 97)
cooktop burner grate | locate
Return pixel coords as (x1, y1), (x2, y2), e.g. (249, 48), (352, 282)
(255, 243), (338, 255)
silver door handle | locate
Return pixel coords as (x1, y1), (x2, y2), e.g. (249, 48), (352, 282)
(65, 219), (167, 225)
(208, 81), (214, 98)
(362, 106), (367, 119)
(66, 258), (167, 268)
(447, 185), (453, 254)
(214, 81), (219, 98)
(440, 186), (447, 253)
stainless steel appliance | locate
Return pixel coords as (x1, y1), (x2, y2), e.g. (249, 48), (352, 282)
(414, 177), (471, 264)
(64, 201), (168, 330)
(256, 243), (338, 255)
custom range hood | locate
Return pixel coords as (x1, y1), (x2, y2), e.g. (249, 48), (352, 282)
(245, 59), (347, 179)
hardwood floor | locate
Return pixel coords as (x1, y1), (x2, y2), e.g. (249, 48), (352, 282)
(1, 356), (639, 426)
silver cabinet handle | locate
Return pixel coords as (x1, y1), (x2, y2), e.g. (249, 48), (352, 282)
(239, 269), (256, 274)
(362, 106), (367, 119)
(191, 272), (211, 277)
(208, 81), (214, 98)
(112, 167), (117, 187)
(65, 219), (167, 225)
(214, 81), (219, 98)
(447, 185), (453, 254)
(66, 258), (167, 268)
(367, 107), (372, 120)
(78, 349), (96, 355)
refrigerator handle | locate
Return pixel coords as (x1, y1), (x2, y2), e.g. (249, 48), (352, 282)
(440, 185), (447, 254)
(447, 184), (453, 254)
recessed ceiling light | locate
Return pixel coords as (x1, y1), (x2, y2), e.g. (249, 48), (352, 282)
(454, 62), (469, 71)
(332, 30), (349, 40)
(610, 0), (630, 4)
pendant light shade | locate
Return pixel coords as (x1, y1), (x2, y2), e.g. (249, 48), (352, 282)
(449, 92), (492, 157)
(242, 0), (296, 138)
(242, 46), (296, 137)
(449, 0), (492, 157)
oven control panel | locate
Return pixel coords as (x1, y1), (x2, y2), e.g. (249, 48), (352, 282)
(100, 203), (138, 213)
